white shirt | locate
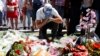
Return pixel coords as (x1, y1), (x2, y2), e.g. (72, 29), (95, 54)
(36, 7), (61, 20)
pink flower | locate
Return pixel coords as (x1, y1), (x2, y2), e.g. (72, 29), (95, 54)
(91, 19), (96, 24)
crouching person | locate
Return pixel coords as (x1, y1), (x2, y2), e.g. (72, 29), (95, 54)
(36, 3), (63, 41)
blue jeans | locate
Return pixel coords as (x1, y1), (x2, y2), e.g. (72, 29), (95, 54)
(0, 11), (2, 26)
(26, 9), (32, 27)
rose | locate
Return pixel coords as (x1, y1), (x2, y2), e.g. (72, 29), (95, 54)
(15, 50), (21, 55)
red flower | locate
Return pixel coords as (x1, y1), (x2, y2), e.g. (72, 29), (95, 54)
(15, 50), (21, 55)
(93, 43), (100, 49)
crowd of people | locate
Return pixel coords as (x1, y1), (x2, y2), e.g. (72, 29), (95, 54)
(0, 0), (100, 41)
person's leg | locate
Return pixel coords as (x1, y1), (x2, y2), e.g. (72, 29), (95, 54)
(64, 8), (70, 34)
(15, 18), (18, 30)
(55, 6), (64, 36)
(32, 8), (37, 31)
(67, 7), (80, 35)
(23, 14), (26, 29)
(95, 10), (100, 37)
(10, 18), (14, 29)
(2, 11), (7, 26)
(22, 7), (27, 29)
(0, 11), (2, 26)
(26, 10), (31, 29)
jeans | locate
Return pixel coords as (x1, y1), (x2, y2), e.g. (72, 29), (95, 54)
(26, 9), (32, 27)
(0, 11), (2, 26)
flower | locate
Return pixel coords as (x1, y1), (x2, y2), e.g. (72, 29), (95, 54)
(93, 43), (100, 49)
(15, 50), (21, 55)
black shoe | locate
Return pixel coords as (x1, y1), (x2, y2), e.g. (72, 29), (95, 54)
(31, 27), (34, 32)
(3, 24), (6, 26)
(28, 27), (31, 29)
(24, 27), (26, 29)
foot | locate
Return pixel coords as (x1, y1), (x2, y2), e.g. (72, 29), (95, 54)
(31, 27), (34, 32)
(23, 27), (27, 29)
(3, 24), (6, 26)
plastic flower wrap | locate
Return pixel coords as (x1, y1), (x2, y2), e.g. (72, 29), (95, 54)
(60, 35), (78, 47)
(79, 9), (97, 33)
(48, 42), (65, 56)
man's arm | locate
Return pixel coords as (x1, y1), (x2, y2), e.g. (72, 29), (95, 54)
(50, 8), (63, 23)
(49, 16), (63, 23)
(36, 19), (49, 29)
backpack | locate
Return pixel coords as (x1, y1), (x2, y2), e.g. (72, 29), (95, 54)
(33, 0), (43, 6)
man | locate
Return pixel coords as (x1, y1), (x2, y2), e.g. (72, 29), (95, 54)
(36, 3), (63, 41)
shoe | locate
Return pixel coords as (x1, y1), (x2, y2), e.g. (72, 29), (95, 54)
(31, 27), (34, 32)
(3, 24), (6, 26)
(28, 27), (31, 29)
(23, 27), (26, 29)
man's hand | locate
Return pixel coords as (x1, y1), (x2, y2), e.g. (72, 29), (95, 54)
(36, 19), (50, 29)
(48, 17), (63, 23)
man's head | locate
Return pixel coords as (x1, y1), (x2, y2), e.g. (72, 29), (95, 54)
(43, 3), (53, 18)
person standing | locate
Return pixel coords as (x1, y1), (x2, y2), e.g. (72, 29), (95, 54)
(26, 0), (32, 29)
(67, 0), (82, 35)
(36, 3), (63, 41)
(18, 0), (27, 29)
(64, 0), (71, 35)
(7, 0), (19, 29)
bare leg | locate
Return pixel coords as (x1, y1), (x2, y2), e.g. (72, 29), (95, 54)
(23, 15), (26, 29)
(15, 18), (18, 30)
(10, 18), (14, 29)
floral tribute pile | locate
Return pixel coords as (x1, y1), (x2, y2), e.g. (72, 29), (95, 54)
(0, 30), (100, 56)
